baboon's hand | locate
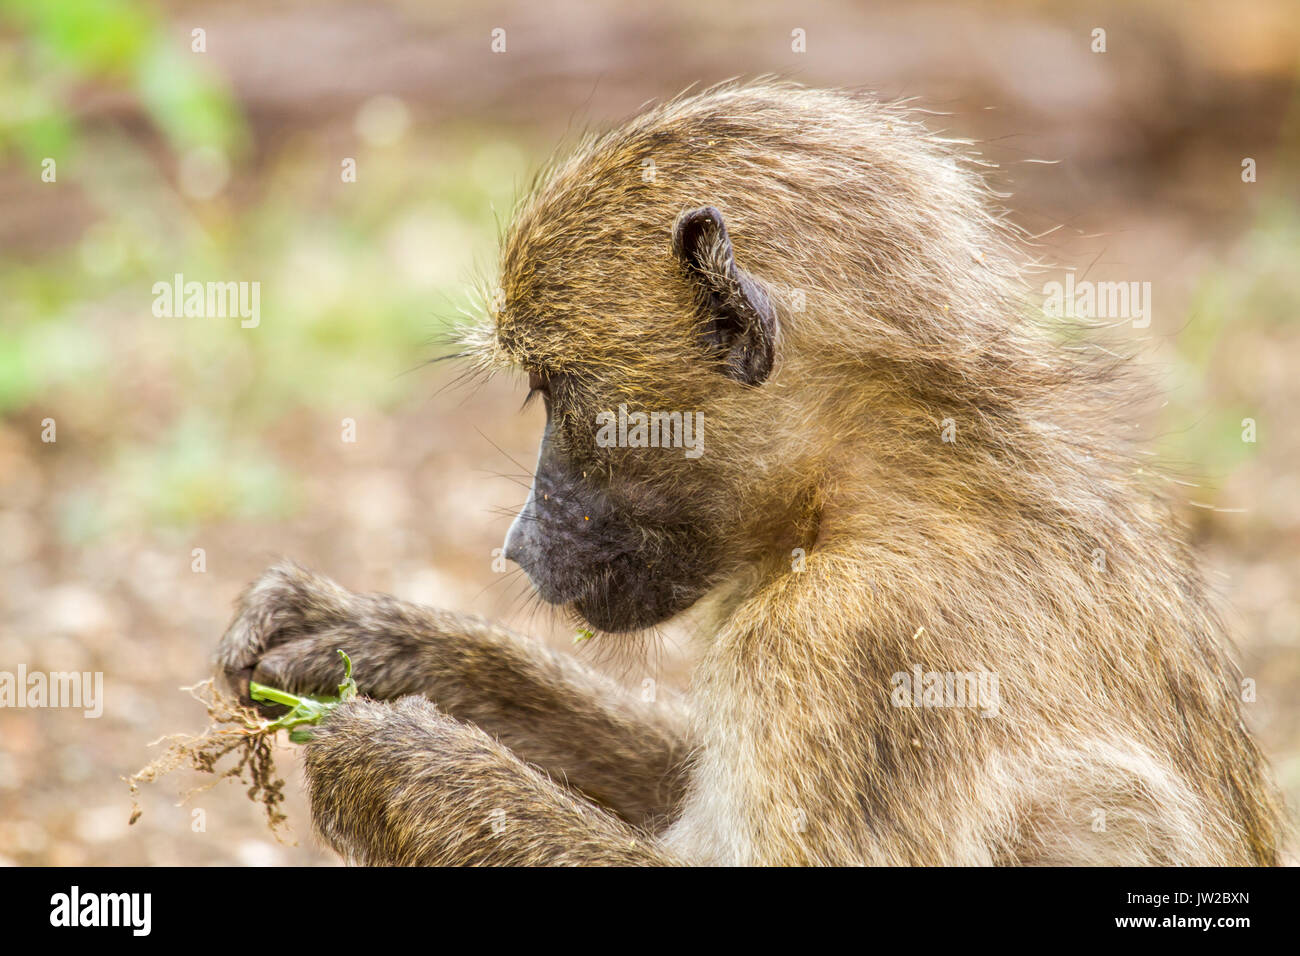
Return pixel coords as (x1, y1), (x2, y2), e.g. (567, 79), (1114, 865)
(215, 561), (360, 703)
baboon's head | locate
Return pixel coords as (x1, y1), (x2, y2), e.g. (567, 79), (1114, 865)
(492, 199), (783, 633)
(468, 82), (1027, 633)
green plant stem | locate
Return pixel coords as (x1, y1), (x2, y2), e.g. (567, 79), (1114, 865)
(248, 649), (357, 743)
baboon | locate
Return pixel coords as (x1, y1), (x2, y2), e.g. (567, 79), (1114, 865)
(216, 81), (1283, 865)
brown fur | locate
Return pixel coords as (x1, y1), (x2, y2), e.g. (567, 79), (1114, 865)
(216, 81), (1283, 865)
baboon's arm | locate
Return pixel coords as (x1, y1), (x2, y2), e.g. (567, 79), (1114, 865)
(304, 695), (682, 865)
(216, 563), (691, 830)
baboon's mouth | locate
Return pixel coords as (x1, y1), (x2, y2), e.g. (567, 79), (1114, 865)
(529, 574), (584, 606)
(570, 568), (704, 634)
(572, 591), (644, 634)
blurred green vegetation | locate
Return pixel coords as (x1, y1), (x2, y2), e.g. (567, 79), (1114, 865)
(2, 0), (1297, 536)
(0, 0), (244, 162)
(1159, 76), (1300, 483)
(0, 0), (533, 534)
(1160, 204), (1300, 483)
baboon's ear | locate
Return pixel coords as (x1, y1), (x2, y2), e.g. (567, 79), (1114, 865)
(672, 205), (778, 386)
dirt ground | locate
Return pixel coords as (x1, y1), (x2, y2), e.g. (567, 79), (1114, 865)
(1, 0), (1297, 865)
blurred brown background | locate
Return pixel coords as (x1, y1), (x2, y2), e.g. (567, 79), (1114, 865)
(1, 0), (1297, 865)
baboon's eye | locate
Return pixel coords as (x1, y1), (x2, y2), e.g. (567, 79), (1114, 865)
(523, 369), (551, 410)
